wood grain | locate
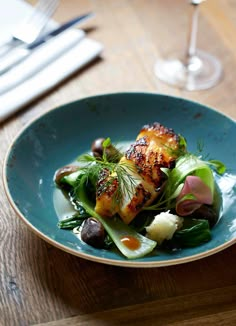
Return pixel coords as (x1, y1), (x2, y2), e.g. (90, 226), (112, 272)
(1, 0), (236, 325)
(33, 285), (236, 326)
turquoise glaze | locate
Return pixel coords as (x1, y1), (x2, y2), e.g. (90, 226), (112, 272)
(3, 93), (236, 267)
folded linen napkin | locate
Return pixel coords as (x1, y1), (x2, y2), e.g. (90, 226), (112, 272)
(0, 0), (103, 122)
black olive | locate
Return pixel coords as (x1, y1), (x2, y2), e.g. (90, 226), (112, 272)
(91, 138), (106, 158)
(54, 165), (79, 185)
(81, 218), (105, 248)
(91, 138), (122, 162)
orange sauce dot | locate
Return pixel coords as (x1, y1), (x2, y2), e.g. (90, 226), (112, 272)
(120, 235), (140, 250)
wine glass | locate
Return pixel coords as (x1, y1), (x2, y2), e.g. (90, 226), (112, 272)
(154, 0), (223, 91)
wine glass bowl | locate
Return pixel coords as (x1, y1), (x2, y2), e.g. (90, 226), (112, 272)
(155, 50), (222, 91)
(154, 0), (223, 91)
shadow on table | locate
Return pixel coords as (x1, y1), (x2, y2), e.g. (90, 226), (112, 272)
(24, 230), (236, 319)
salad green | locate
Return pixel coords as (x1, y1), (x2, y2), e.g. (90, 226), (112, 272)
(54, 125), (225, 259)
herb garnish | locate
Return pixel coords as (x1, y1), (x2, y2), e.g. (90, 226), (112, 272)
(77, 138), (139, 206)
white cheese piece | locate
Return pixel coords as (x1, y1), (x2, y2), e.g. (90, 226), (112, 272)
(146, 211), (183, 244)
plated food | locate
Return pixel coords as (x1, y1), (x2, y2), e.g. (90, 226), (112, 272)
(3, 93), (236, 267)
(54, 122), (225, 259)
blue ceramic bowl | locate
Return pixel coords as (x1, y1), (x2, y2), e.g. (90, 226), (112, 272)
(3, 93), (236, 267)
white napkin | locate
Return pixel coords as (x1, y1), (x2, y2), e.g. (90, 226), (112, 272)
(0, 0), (103, 122)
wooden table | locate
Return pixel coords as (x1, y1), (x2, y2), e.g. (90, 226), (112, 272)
(1, 0), (236, 325)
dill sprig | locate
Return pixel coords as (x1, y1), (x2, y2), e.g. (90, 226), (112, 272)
(114, 163), (139, 204)
(77, 140), (138, 205)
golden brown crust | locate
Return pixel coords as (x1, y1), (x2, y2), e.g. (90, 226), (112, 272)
(118, 182), (152, 224)
(125, 122), (181, 188)
(95, 169), (119, 217)
(95, 122), (185, 223)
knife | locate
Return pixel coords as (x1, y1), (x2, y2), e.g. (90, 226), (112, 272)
(0, 12), (94, 75)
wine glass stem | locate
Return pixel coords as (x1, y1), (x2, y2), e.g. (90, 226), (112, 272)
(186, 1), (200, 64)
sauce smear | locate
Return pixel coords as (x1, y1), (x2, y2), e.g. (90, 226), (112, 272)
(120, 235), (140, 250)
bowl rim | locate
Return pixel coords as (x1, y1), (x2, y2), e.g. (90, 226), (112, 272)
(3, 92), (236, 268)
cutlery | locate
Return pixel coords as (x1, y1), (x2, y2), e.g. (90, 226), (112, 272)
(0, 0), (59, 56)
(0, 12), (94, 75)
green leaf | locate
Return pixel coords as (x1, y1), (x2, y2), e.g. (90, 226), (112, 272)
(179, 135), (187, 149)
(208, 160), (226, 175)
(194, 166), (214, 195)
(102, 137), (111, 148)
(165, 154), (214, 202)
(169, 183), (184, 200)
(78, 154), (96, 163)
(172, 219), (211, 247)
(58, 214), (87, 229)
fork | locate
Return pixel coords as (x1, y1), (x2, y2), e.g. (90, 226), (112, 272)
(0, 0), (59, 55)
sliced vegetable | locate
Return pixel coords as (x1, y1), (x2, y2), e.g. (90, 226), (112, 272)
(145, 154), (216, 212)
(165, 154), (215, 201)
(55, 128), (226, 258)
(76, 175), (157, 259)
(176, 175), (213, 216)
(61, 170), (82, 187)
